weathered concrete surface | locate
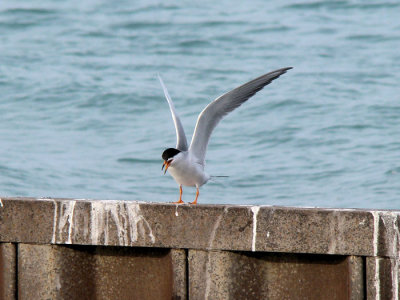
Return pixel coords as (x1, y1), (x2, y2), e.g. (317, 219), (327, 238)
(0, 198), (55, 244)
(1, 197), (399, 299)
(0, 197), (399, 257)
(189, 250), (364, 300)
(366, 256), (399, 300)
(348, 256), (365, 299)
(171, 249), (187, 300)
(18, 243), (185, 300)
(18, 244), (55, 299)
(0, 243), (16, 299)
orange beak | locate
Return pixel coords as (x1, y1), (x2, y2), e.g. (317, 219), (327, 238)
(162, 160), (172, 174)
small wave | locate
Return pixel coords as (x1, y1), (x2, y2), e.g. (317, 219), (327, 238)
(117, 158), (159, 164)
(318, 124), (376, 133)
(295, 138), (350, 148)
(308, 168), (347, 181)
(284, 1), (347, 10)
(369, 105), (400, 116)
(345, 34), (397, 42)
(0, 21), (37, 29)
(286, 1), (400, 10)
(178, 40), (211, 48)
(246, 26), (292, 34)
(267, 99), (304, 110)
(199, 68), (244, 76)
(80, 30), (115, 39)
(385, 167), (400, 176)
(112, 21), (170, 30)
(199, 20), (247, 27)
(1, 8), (56, 15)
(0, 164), (29, 181)
(115, 4), (179, 15)
(347, 2), (400, 9)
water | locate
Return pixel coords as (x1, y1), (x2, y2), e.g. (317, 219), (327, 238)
(1, 1), (400, 209)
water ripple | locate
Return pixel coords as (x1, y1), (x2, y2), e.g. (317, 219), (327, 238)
(1, 1), (399, 209)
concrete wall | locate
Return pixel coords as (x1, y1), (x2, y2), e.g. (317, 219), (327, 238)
(0, 197), (399, 299)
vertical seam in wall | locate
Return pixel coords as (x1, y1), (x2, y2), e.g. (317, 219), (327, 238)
(185, 249), (189, 300)
(363, 256), (367, 300)
(15, 243), (18, 300)
(0, 244), (4, 298)
(347, 256), (351, 300)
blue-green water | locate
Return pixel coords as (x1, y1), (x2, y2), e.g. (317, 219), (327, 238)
(1, 1), (400, 209)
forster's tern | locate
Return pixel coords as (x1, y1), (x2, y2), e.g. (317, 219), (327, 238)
(160, 67), (292, 204)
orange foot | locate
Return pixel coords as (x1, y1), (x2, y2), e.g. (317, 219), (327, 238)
(189, 187), (199, 205)
(173, 199), (185, 204)
(173, 186), (184, 204)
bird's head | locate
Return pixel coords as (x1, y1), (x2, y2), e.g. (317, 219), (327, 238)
(161, 148), (181, 174)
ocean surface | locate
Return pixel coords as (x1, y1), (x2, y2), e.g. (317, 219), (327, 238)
(1, 1), (400, 209)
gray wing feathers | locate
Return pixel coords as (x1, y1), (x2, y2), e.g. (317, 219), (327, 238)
(158, 74), (188, 151)
(189, 67), (292, 164)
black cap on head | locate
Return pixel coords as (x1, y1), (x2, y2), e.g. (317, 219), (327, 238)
(162, 148), (181, 161)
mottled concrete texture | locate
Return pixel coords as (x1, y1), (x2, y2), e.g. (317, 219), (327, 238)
(366, 256), (400, 300)
(0, 243), (16, 299)
(0, 197), (399, 299)
(0, 197), (399, 257)
(189, 250), (363, 300)
(348, 256), (365, 299)
(171, 249), (187, 300)
(18, 243), (185, 300)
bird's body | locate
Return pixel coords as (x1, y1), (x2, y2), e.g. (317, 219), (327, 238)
(160, 67), (292, 204)
(167, 151), (210, 187)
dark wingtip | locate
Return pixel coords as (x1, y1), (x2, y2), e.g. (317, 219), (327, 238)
(265, 67), (293, 83)
(278, 67), (293, 73)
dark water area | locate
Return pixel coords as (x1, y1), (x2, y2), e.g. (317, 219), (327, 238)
(1, 1), (400, 208)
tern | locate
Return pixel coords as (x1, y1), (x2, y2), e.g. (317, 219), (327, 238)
(160, 67), (292, 204)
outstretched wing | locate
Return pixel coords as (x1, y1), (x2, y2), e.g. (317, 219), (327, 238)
(189, 67), (292, 164)
(158, 74), (188, 151)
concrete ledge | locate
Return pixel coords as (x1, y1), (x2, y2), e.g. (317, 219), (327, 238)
(1, 197), (400, 299)
(0, 197), (399, 257)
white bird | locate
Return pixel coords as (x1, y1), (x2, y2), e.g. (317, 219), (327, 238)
(160, 67), (292, 204)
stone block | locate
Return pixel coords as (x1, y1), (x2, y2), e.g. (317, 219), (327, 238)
(189, 250), (364, 300)
(0, 243), (16, 299)
(0, 197), (55, 244)
(366, 256), (399, 300)
(18, 243), (186, 300)
(254, 207), (374, 256)
(171, 249), (187, 300)
(348, 256), (364, 299)
(18, 243), (55, 299)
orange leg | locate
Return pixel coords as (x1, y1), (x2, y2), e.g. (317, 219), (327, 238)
(190, 186), (199, 205)
(173, 185), (184, 204)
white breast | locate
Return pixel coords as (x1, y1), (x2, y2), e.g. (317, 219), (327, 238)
(167, 152), (210, 187)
